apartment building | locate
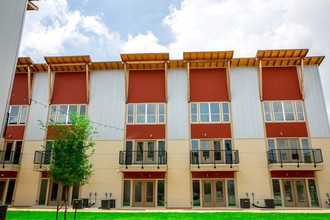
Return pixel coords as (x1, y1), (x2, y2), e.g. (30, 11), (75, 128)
(1, 49), (330, 209)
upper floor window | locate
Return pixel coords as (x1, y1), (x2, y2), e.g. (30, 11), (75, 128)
(8, 106), (28, 125)
(190, 102), (230, 123)
(263, 101), (305, 122)
(49, 104), (87, 124)
(127, 103), (165, 124)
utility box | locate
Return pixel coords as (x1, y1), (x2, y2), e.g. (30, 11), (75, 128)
(101, 199), (116, 209)
(82, 198), (89, 208)
(73, 199), (83, 209)
(0, 205), (7, 220)
(240, 198), (250, 208)
(264, 199), (275, 208)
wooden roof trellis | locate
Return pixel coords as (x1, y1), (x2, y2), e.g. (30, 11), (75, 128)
(27, 0), (39, 11)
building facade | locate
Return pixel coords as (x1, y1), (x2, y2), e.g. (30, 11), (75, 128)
(1, 49), (330, 209)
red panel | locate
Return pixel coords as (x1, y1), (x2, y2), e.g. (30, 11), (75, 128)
(0, 171), (17, 178)
(192, 171), (234, 178)
(41, 171), (50, 178)
(124, 172), (165, 179)
(191, 124), (231, 138)
(128, 70), (165, 103)
(4, 126), (25, 140)
(271, 171), (315, 178)
(190, 68), (228, 102)
(10, 74), (33, 105)
(126, 125), (165, 140)
(265, 122), (308, 138)
(46, 125), (71, 139)
(52, 72), (87, 104)
(263, 67), (302, 100)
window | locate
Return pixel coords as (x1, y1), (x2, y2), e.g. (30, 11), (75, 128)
(190, 102), (230, 123)
(263, 101), (305, 122)
(8, 106), (28, 125)
(127, 103), (166, 124)
(49, 104), (87, 124)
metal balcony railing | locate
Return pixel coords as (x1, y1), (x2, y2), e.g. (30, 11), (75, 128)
(0, 151), (22, 168)
(119, 151), (167, 169)
(267, 149), (323, 168)
(34, 150), (52, 168)
(190, 150), (239, 168)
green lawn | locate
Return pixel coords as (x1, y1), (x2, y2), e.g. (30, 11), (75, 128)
(5, 211), (330, 220)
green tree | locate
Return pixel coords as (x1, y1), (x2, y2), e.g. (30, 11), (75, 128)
(40, 113), (96, 220)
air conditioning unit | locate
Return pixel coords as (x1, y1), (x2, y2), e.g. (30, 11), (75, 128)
(240, 198), (250, 208)
(101, 199), (116, 209)
(264, 199), (275, 208)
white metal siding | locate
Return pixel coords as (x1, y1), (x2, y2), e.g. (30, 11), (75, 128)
(0, 0), (28, 138)
(167, 69), (189, 140)
(304, 65), (330, 137)
(231, 67), (265, 138)
(25, 72), (49, 140)
(88, 70), (125, 140)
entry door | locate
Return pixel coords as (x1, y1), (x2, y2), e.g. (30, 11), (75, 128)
(0, 180), (6, 204)
(202, 180), (226, 207)
(135, 142), (156, 164)
(48, 182), (70, 206)
(0, 179), (16, 205)
(282, 179), (308, 207)
(132, 180), (155, 207)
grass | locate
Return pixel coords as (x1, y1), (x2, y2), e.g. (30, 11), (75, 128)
(5, 211), (330, 220)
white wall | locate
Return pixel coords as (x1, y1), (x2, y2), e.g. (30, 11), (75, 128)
(231, 67), (265, 139)
(0, 0), (28, 140)
(167, 69), (189, 140)
(88, 70), (126, 140)
(304, 65), (330, 137)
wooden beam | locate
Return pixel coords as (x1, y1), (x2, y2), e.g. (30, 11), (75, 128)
(259, 59), (263, 101)
(187, 61), (190, 103)
(165, 62), (168, 103)
(48, 65), (51, 104)
(226, 61), (231, 101)
(47, 63), (90, 67)
(124, 63), (128, 103)
(184, 59), (231, 63)
(86, 64), (90, 104)
(301, 58), (305, 100)
(124, 61), (167, 65)
(27, 66), (31, 105)
(257, 57), (303, 61)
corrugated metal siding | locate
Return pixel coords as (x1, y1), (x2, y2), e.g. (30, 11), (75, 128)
(167, 69), (189, 140)
(25, 72), (49, 140)
(88, 70), (125, 140)
(231, 67), (265, 138)
(0, 0), (28, 138)
(304, 65), (330, 137)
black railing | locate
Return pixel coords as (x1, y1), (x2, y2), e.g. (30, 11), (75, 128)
(190, 150), (239, 168)
(267, 149), (323, 168)
(34, 151), (52, 168)
(0, 150), (22, 168)
(119, 151), (167, 169)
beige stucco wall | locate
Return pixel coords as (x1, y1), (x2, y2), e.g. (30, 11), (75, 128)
(81, 140), (124, 208)
(234, 139), (272, 205)
(14, 140), (43, 206)
(310, 138), (330, 208)
(166, 140), (190, 208)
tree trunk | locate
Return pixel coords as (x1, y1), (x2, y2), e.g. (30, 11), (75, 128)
(64, 187), (68, 220)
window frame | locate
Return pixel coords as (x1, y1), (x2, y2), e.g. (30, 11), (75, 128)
(263, 101), (305, 123)
(127, 103), (166, 124)
(8, 105), (29, 125)
(49, 104), (87, 125)
(190, 102), (230, 124)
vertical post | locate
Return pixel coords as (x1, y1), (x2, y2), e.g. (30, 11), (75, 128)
(187, 61), (190, 102)
(86, 64), (90, 104)
(165, 61), (168, 103)
(226, 60), (231, 101)
(124, 63), (128, 103)
(300, 58), (305, 100)
(47, 65), (52, 104)
(258, 59), (263, 101)
(27, 65), (31, 104)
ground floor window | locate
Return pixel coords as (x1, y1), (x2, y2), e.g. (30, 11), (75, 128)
(0, 179), (16, 205)
(271, 178), (319, 207)
(192, 179), (236, 207)
(123, 179), (165, 207)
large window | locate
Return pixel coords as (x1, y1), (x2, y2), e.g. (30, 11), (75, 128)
(8, 106), (28, 125)
(263, 101), (305, 122)
(127, 103), (165, 124)
(49, 104), (87, 124)
(190, 102), (230, 123)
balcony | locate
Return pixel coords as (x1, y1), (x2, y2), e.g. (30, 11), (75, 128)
(267, 149), (323, 171)
(119, 151), (167, 171)
(190, 150), (239, 171)
(33, 151), (52, 171)
(0, 151), (21, 171)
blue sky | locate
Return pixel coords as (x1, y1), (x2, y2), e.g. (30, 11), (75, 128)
(20, 0), (330, 122)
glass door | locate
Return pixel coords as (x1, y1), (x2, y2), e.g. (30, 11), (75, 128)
(282, 179), (309, 207)
(277, 140), (289, 163)
(48, 182), (71, 206)
(201, 141), (212, 163)
(289, 140), (301, 162)
(202, 180), (226, 207)
(132, 180), (155, 207)
(294, 180), (308, 207)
